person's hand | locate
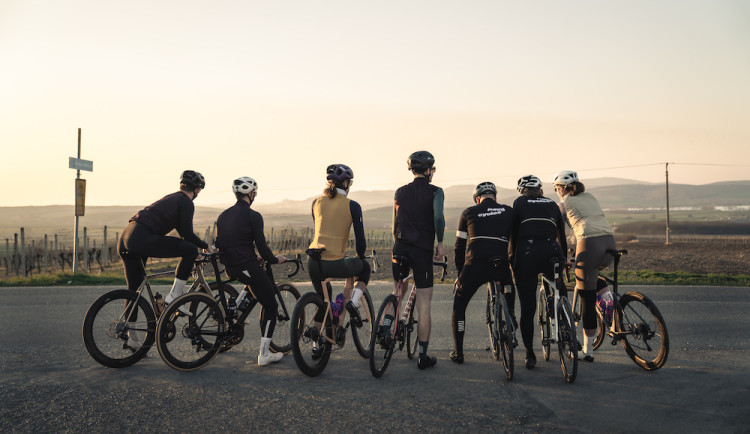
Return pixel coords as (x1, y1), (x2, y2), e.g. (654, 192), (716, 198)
(257, 255), (264, 265)
(434, 242), (445, 260)
(276, 254), (288, 264)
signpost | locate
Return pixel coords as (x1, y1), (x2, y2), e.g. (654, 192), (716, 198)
(69, 128), (93, 275)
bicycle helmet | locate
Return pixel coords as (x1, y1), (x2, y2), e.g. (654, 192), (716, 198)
(553, 170), (579, 186)
(180, 170), (205, 189)
(473, 181), (497, 199)
(326, 164), (354, 181)
(232, 176), (258, 195)
(407, 151), (435, 173)
(517, 174), (542, 193)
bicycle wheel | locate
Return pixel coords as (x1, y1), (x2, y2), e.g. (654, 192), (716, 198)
(82, 289), (156, 368)
(369, 294), (398, 378)
(617, 291), (669, 371)
(405, 299), (419, 360)
(573, 292), (605, 352)
(208, 282), (240, 353)
(496, 284), (514, 381)
(156, 292), (225, 372)
(351, 290), (375, 359)
(268, 283), (301, 354)
(290, 292), (333, 377)
(486, 284), (500, 361)
(557, 297), (578, 383)
(538, 287), (551, 361)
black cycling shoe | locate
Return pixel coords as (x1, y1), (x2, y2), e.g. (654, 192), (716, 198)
(580, 353), (594, 362)
(346, 301), (362, 328)
(525, 351), (537, 370)
(418, 355), (437, 370)
(449, 351), (464, 364)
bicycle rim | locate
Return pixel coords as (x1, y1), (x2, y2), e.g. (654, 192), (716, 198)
(156, 292), (224, 372)
(370, 295), (398, 378)
(487, 286), (499, 361)
(557, 297), (578, 384)
(269, 283), (301, 354)
(290, 292), (332, 377)
(82, 289), (155, 368)
(406, 300), (419, 360)
(351, 290), (375, 359)
(497, 288), (514, 381)
(618, 292), (669, 371)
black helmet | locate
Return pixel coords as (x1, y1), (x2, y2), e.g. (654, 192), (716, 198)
(517, 174), (542, 193)
(180, 170), (205, 189)
(473, 181), (497, 199)
(407, 151), (435, 173)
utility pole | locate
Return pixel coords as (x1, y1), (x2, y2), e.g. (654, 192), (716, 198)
(69, 128), (94, 275)
(664, 162), (672, 245)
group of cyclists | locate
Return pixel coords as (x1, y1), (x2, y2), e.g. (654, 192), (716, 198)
(117, 150), (617, 371)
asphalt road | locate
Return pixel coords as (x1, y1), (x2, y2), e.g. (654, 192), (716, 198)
(1, 282), (748, 433)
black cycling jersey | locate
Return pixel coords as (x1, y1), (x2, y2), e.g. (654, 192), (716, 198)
(510, 194), (567, 261)
(454, 198), (514, 273)
(130, 191), (208, 249)
(393, 177), (445, 251)
(215, 200), (278, 267)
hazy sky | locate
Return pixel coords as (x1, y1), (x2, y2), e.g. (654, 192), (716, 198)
(2, 0), (749, 207)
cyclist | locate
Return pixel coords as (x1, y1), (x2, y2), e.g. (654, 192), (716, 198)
(215, 176), (288, 366)
(391, 151), (445, 370)
(117, 170), (210, 349)
(451, 182), (514, 364)
(509, 174), (567, 369)
(306, 164), (370, 352)
(553, 170), (616, 363)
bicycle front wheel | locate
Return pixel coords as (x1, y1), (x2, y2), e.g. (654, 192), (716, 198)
(290, 292), (333, 377)
(617, 291), (669, 371)
(268, 283), (301, 354)
(495, 283), (514, 381)
(82, 289), (156, 368)
(369, 294), (398, 378)
(351, 290), (375, 359)
(538, 287), (551, 361)
(156, 292), (225, 372)
(573, 292), (605, 352)
(557, 297), (578, 384)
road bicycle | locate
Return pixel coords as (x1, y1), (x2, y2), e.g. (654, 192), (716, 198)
(571, 249), (669, 371)
(155, 253), (303, 371)
(537, 257), (578, 383)
(82, 253), (237, 368)
(369, 255), (448, 378)
(289, 250), (377, 377)
(485, 257), (518, 381)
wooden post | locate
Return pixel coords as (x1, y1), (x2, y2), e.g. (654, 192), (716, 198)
(84, 227), (89, 273)
(102, 226), (109, 266)
(21, 228), (27, 278)
(4, 238), (8, 276)
(44, 234), (49, 273)
(665, 162), (671, 245)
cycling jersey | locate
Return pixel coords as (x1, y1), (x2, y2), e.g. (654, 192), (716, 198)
(510, 194), (567, 261)
(393, 177), (445, 252)
(308, 190), (366, 260)
(215, 200), (278, 267)
(559, 192), (614, 240)
(454, 198), (514, 273)
(130, 192), (207, 249)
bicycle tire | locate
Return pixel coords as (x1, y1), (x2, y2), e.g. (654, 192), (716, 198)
(538, 287), (551, 361)
(405, 298), (419, 360)
(573, 292), (605, 352)
(156, 292), (225, 372)
(290, 292), (333, 377)
(617, 291), (669, 371)
(351, 290), (375, 359)
(82, 289), (156, 368)
(486, 284), (500, 361)
(557, 297), (578, 384)
(495, 282), (514, 381)
(369, 294), (398, 378)
(268, 283), (301, 354)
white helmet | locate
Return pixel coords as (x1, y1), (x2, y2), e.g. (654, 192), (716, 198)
(232, 176), (258, 195)
(517, 175), (542, 193)
(553, 170), (579, 186)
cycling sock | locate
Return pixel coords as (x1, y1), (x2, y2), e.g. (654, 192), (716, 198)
(260, 337), (271, 356)
(166, 278), (187, 303)
(351, 288), (363, 306)
(419, 341), (429, 357)
(236, 289), (249, 309)
(583, 335), (594, 354)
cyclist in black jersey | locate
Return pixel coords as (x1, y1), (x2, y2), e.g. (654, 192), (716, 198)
(509, 175), (567, 370)
(307, 164), (370, 339)
(392, 151), (445, 370)
(451, 182), (514, 364)
(215, 176), (288, 366)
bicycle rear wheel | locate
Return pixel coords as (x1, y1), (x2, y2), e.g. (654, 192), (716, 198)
(495, 282), (514, 381)
(405, 298), (419, 360)
(573, 292), (604, 352)
(268, 283), (301, 354)
(617, 291), (669, 371)
(557, 297), (578, 384)
(82, 289), (155, 368)
(487, 286), (499, 361)
(351, 290), (375, 359)
(156, 292), (224, 372)
(290, 292), (333, 377)
(370, 294), (398, 378)
(538, 287), (551, 361)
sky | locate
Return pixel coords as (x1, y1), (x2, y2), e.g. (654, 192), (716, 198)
(2, 0), (749, 208)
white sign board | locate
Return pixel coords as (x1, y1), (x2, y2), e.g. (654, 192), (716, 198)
(69, 157), (93, 172)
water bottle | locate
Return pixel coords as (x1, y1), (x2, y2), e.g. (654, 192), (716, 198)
(154, 293), (165, 316)
(228, 298), (238, 319)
